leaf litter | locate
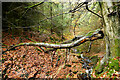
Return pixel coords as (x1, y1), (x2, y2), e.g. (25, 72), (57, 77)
(2, 31), (119, 79)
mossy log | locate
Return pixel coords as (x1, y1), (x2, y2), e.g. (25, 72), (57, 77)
(2, 29), (104, 53)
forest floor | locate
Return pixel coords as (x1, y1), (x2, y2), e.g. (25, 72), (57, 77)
(2, 31), (119, 79)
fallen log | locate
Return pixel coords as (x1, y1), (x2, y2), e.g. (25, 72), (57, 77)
(2, 29), (104, 53)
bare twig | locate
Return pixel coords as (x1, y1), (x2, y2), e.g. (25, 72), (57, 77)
(87, 41), (92, 53)
(16, 1), (45, 23)
(86, 3), (102, 18)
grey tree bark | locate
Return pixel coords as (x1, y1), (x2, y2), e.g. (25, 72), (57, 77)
(96, 1), (120, 73)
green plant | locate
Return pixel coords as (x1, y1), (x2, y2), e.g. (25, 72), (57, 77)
(108, 58), (119, 71)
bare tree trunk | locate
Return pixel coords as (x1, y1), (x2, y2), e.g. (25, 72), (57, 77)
(50, 2), (53, 34)
(96, 1), (120, 73)
(61, 2), (64, 40)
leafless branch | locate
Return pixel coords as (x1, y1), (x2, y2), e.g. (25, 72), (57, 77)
(86, 3), (102, 18)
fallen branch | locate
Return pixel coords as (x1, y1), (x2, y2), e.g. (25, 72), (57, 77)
(45, 35), (84, 53)
(2, 29), (104, 53)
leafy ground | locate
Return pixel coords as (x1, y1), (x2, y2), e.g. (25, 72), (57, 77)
(2, 31), (120, 79)
(2, 31), (85, 78)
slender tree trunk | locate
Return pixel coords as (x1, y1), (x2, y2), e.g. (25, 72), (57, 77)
(50, 2), (53, 34)
(61, 3), (64, 40)
(96, 1), (120, 73)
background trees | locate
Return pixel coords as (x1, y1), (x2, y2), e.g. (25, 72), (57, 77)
(2, 0), (119, 78)
(2, 1), (104, 52)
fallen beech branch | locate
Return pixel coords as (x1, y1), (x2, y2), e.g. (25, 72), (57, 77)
(45, 35), (84, 53)
(2, 29), (104, 53)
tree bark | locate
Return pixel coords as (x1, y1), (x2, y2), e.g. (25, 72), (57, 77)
(96, 1), (120, 73)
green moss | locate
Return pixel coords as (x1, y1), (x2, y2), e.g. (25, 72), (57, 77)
(108, 58), (119, 71)
(113, 39), (120, 57)
(66, 73), (70, 78)
(2, 58), (5, 63)
(95, 56), (119, 77)
(85, 29), (100, 37)
(19, 43), (25, 45)
(2, 43), (8, 47)
(95, 60), (100, 70)
(95, 59), (106, 76)
(36, 47), (42, 52)
(86, 31), (94, 36)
